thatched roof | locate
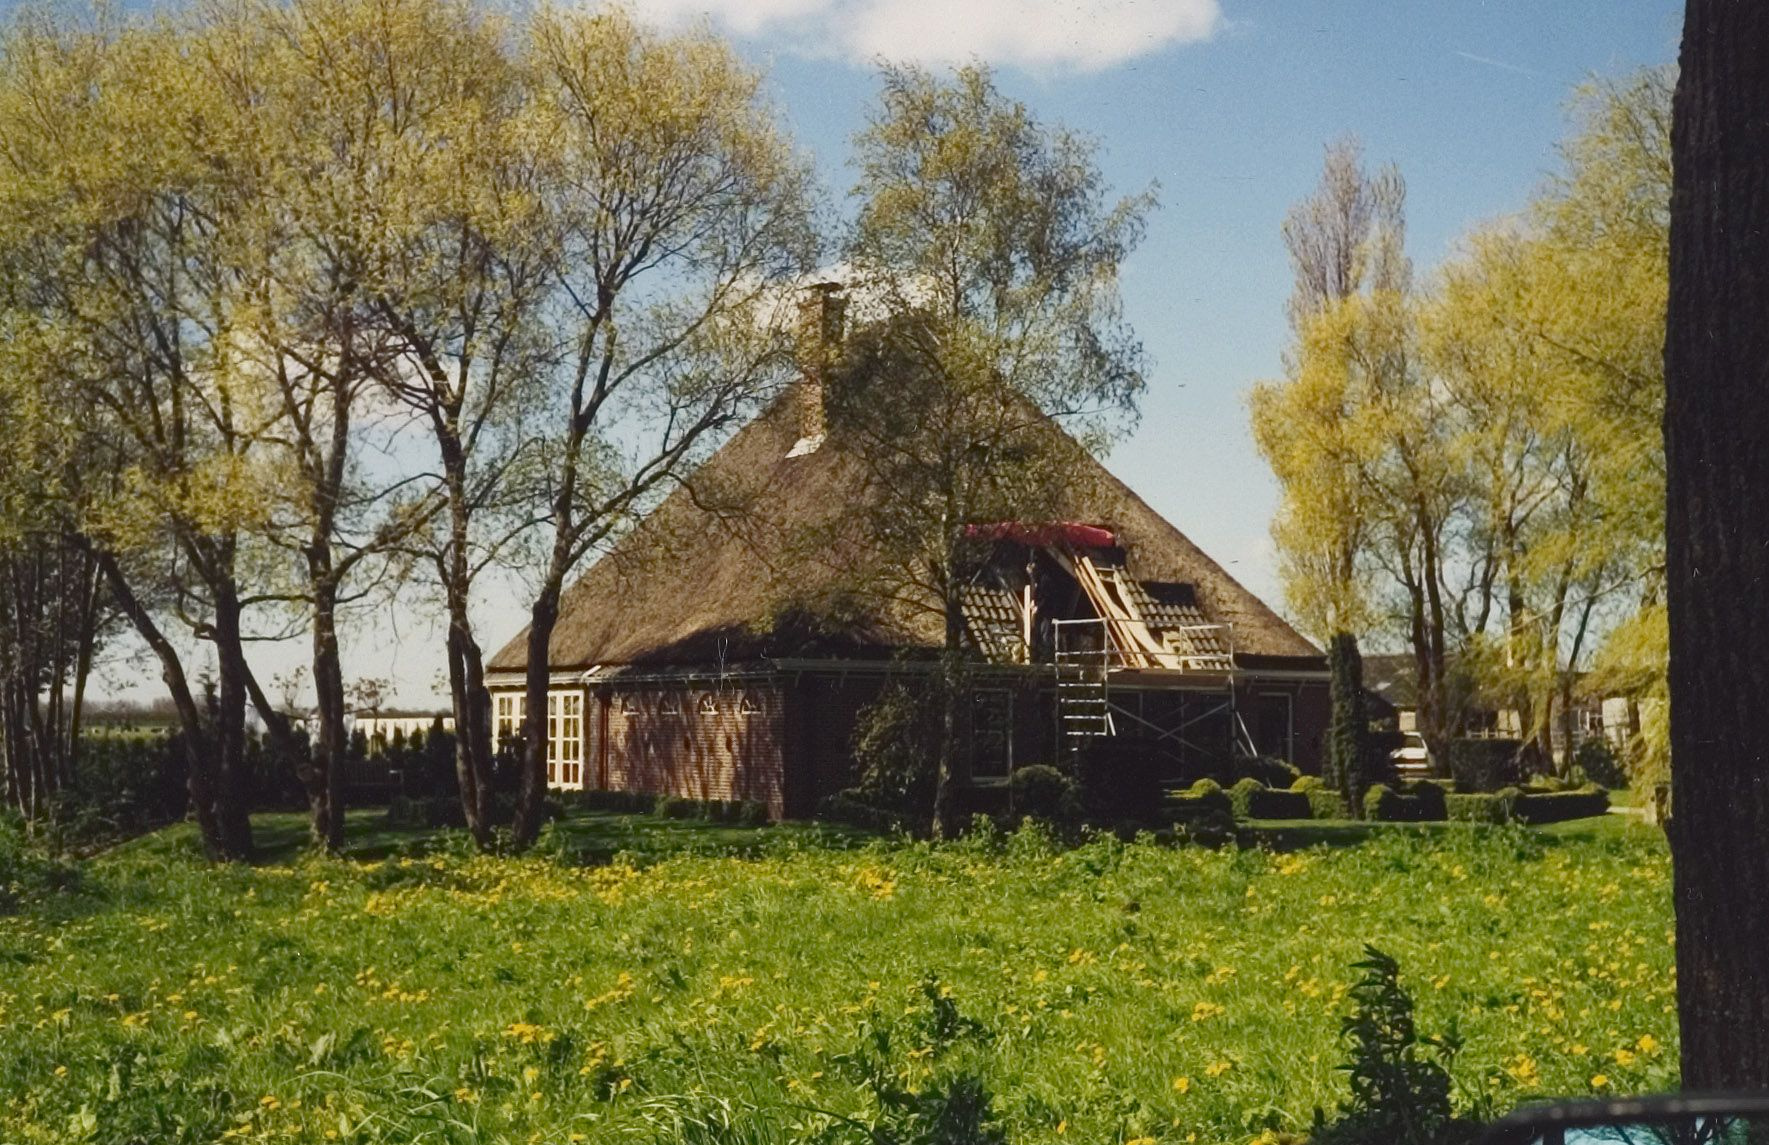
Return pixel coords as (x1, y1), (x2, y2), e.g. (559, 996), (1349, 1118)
(487, 388), (1321, 673)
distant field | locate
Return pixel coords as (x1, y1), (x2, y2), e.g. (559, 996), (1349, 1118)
(0, 811), (1675, 1145)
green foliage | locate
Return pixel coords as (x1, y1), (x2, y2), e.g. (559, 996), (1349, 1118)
(1311, 947), (1476, 1145)
(1571, 738), (1629, 790)
(1233, 755), (1304, 789)
(1446, 739), (1523, 793)
(1512, 786), (1610, 826)
(1326, 632), (1372, 807)
(1364, 784), (1449, 823)
(1006, 765), (1078, 826)
(1248, 786), (1315, 820)
(848, 683), (940, 830)
(1445, 789), (1523, 825)
(577, 789), (660, 816)
(1228, 777), (1265, 820)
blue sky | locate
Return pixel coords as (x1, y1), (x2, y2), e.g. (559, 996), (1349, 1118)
(72, 0), (1685, 705)
(738, 0), (1682, 608)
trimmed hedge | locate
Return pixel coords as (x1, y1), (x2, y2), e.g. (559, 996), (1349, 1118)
(1304, 788), (1350, 820)
(576, 789), (659, 815)
(655, 797), (769, 825)
(1246, 786), (1312, 820)
(1513, 785), (1609, 825)
(1169, 778), (1232, 819)
(1232, 755), (1302, 789)
(1363, 782), (1448, 822)
(1446, 787), (1522, 824)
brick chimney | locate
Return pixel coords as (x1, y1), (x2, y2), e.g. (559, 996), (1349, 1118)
(793, 282), (846, 444)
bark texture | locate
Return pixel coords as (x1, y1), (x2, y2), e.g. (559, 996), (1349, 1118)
(1664, 0), (1769, 1090)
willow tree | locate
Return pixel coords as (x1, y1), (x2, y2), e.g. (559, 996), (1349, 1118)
(0, 14), (281, 860)
(1250, 139), (1405, 806)
(508, 8), (817, 849)
(197, 0), (528, 850)
(840, 63), (1152, 837)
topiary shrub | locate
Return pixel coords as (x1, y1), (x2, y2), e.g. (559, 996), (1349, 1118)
(736, 800), (770, 827)
(1246, 786), (1313, 820)
(1007, 765), (1078, 825)
(1227, 776), (1265, 820)
(1446, 738), (1522, 792)
(1305, 787), (1351, 820)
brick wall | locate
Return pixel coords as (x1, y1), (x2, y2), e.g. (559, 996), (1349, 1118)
(591, 681), (789, 818)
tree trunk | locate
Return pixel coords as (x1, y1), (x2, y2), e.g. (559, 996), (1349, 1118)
(94, 551), (227, 861)
(513, 585), (562, 850)
(308, 570), (347, 852)
(209, 586), (257, 862)
(1664, 0), (1769, 1089)
(931, 572), (969, 840)
(446, 621), (495, 847)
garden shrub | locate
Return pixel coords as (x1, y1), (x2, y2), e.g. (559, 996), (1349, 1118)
(655, 796), (698, 820)
(1228, 776), (1265, 820)
(1306, 788), (1351, 820)
(1445, 787), (1522, 825)
(1513, 785), (1610, 825)
(1007, 764), (1078, 825)
(737, 800), (770, 827)
(1363, 784), (1448, 823)
(1445, 738), (1522, 792)
(818, 789), (906, 834)
(576, 788), (659, 815)
(849, 682), (939, 828)
(1572, 737), (1628, 789)
(1247, 786), (1313, 820)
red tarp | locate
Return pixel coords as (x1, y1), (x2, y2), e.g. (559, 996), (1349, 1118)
(964, 521), (1117, 549)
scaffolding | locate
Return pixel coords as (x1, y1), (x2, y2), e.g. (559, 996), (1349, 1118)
(1052, 615), (1255, 773)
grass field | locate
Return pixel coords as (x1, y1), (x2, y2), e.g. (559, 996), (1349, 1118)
(0, 810), (1675, 1145)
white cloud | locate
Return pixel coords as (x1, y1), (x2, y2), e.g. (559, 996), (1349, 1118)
(621, 0), (1223, 72)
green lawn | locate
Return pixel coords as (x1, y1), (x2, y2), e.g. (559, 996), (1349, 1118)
(1, 810), (1675, 1145)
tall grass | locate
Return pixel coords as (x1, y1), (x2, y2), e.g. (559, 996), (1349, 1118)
(0, 816), (1674, 1144)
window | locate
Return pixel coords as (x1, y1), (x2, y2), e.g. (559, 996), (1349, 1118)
(620, 694), (638, 716)
(495, 693), (524, 752)
(739, 695), (760, 716)
(547, 692), (583, 787)
(659, 692), (680, 715)
(971, 690), (1013, 781)
(698, 694), (719, 716)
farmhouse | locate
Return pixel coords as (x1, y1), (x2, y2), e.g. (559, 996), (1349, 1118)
(485, 300), (1329, 819)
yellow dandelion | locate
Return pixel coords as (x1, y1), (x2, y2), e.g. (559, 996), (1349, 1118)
(1172, 1075), (1191, 1093)
(1591, 1074), (1610, 1089)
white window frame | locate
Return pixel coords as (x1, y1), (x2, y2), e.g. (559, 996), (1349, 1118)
(548, 692), (583, 788)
